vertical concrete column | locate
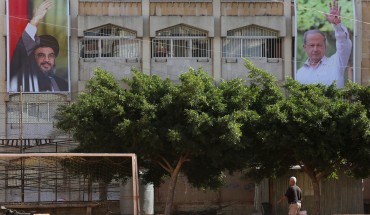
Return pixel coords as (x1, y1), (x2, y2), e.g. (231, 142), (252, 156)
(69, 0), (80, 97)
(86, 206), (92, 215)
(120, 179), (133, 215)
(283, 0), (293, 79)
(0, 0), (6, 86)
(213, 0), (221, 81)
(0, 0), (7, 138)
(142, 0), (151, 75)
(355, 0), (363, 84)
(121, 179), (154, 215)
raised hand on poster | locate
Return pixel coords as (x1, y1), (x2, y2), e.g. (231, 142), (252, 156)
(325, 0), (341, 25)
(30, 0), (53, 26)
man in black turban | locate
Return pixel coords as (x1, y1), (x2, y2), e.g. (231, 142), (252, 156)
(9, 0), (68, 92)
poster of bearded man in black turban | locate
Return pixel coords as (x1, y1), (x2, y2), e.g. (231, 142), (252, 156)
(7, 0), (69, 92)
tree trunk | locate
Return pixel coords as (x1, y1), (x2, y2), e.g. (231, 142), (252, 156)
(162, 154), (188, 215)
(164, 171), (179, 215)
(302, 165), (322, 215)
(311, 178), (321, 215)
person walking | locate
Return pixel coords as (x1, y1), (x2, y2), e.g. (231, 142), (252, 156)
(277, 176), (302, 215)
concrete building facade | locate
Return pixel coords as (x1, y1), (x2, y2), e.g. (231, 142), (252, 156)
(1, 0), (368, 140)
(0, 0), (369, 214)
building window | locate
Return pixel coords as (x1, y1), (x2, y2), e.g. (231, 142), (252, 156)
(7, 102), (64, 124)
(7, 94), (69, 124)
(80, 24), (141, 59)
(222, 25), (282, 58)
(152, 24), (211, 58)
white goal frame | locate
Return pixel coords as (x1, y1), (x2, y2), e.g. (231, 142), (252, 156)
(0, 153), (140, 215)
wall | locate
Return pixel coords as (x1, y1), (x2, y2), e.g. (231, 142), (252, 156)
(222, 58), (284, 81)
(79, 1), (142, 16)
(151, 58), (213, 81)
(361, 1), (370, 85)
(79, 58), (142, 81)
(0, 0), (368, 96)
(221, 1), (284, 16)
(155, 172), (256, 215)
(150, 1), (212, 16)
(364, 179), (370, 213)
(76, 0), (288, 85)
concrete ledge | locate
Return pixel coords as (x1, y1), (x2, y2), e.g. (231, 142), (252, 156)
(1, 202), (100, 209)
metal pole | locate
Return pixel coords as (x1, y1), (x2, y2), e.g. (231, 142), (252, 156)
(0, 153), (137, 157)
(132, 154), (140, 215)
(20, 86), (25, 202)
(19, 85), (23, 152)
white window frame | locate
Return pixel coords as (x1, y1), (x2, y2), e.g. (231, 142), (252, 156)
(222, 25), (282, 59)
(152, 25), (211, 58)
(80, 25), (141, 59)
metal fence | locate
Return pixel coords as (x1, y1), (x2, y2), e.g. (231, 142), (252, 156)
(152, 38), (211, 58)
(80, 24), (140, 59)
(80, 38), (141, 59)
(222, 37), (282, 58)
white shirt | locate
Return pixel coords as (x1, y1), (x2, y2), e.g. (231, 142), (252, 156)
(296, 23), (352, 88)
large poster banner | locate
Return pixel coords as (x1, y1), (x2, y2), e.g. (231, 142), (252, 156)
(295, 0), (355, 88)
(7, 0), (69, 92)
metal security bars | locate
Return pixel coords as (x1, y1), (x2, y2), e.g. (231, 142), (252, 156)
(7, 102), (63, 123)
(7, 94), (68, 124)
(152, 25), (211, 58)
(222, 25), (282, 59)
(80, 25), (141, 59)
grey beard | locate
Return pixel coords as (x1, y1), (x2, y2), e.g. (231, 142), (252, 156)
(44, 66), (57, 77)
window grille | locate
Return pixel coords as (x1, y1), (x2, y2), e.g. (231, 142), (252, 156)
(222, 25), (282, 58)
(7, 94), (68, 124)
(222, 0), (283, 2)
(152, 25), (211, 58)
(80, 25), (141, 59)
(7, 102), (66, 124)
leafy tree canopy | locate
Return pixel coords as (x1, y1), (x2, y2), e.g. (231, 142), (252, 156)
(56, 63), (370, 215)
(242, 59), (370, 215)
(56, 67), (259, 215)
(296, 0), (353, 32)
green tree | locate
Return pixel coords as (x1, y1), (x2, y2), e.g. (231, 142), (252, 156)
(242, 59), (370, 215)
(296, 0), (353, 32)
(56, 67), (255, 215)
